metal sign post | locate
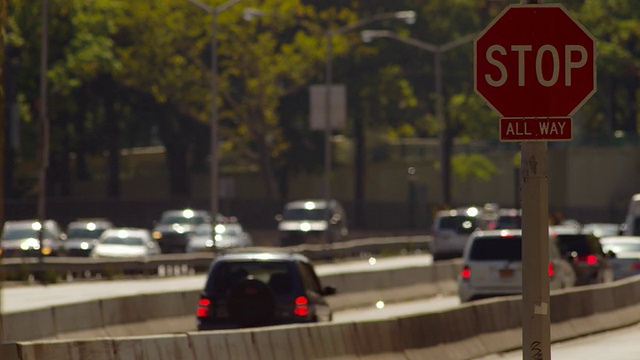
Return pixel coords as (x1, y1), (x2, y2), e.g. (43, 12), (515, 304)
(474, 1), (597, 358)
(521, 141), (550, 359)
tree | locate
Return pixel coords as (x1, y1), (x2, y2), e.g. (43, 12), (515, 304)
(575, 0), (640, 142)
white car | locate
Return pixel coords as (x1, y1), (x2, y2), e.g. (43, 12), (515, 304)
(599, 236), (640, 280)
(92, 228), (160, 258)
(458, 229), (576, 302)
(186, 222), (252, 252)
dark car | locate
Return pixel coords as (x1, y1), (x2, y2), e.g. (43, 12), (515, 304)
(551, 226), (615, 286)
(151, 209), (212, 253)
(196, 248), (336, 330)
(276, 199), (348, 246)
(64, 219), (114, 256)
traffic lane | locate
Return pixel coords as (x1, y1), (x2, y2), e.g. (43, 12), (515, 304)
(333, 294), (459, 323)
(1, 253), (434, 313)
(35, 295), (461, 341)
(474, 322), (640, 360)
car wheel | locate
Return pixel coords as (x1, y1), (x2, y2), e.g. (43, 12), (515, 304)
(228, 278), (276, 326)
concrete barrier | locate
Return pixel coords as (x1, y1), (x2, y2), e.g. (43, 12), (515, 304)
(6, 259), (640, 360)
(3, 308), (56, 341)
(52, 301), (106, 339)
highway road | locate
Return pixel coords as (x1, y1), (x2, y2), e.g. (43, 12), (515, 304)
(474, 322), (640, 360)
(2, 253), (434, 313)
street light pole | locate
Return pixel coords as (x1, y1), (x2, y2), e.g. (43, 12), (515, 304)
(360, 30), (475, 206)
(37, 0), (50, 267)
(322, 11), (416, 242)
(188, 0), (243, 227)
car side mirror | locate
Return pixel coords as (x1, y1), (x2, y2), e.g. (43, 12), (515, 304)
(275, 214), (283, 222)
(607, 250), (616, 258)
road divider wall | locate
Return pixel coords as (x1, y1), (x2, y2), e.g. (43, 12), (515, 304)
(4, 274), (640, 360)
(2, 254), (456, 342)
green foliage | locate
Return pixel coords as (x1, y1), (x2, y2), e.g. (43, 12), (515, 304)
(7, 0), (640, 199)
(451, 153), (497, 182)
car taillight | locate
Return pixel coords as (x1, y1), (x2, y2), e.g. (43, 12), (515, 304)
(294, 296), (309, 317)
(632, 262), (640, 270)
(574, 254), (598, 265)
(461, 265), (471, 280)
(548, 262), (555, 278)
(197, 297), (211, 317)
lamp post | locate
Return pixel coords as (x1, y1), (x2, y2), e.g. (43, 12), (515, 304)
(360, 30), (475, 206)
(188, 0), (243, 227)
(37, 0), (50, 270)
(323, 11), (415, 241)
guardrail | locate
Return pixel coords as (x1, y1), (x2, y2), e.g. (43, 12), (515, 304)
(0, 235), (432, 283)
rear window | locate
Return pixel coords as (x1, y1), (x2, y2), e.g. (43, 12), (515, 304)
(556, 234), (602, 255)
(469, 236), (522, 261)
(207, 260), (295, 295)
(438, 216), (479, 234)
(496, 215), (522, 230)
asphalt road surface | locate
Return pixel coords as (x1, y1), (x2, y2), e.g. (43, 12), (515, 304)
(474, 322), (640, 360)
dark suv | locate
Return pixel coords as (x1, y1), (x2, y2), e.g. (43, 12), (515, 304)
(551, 226), (615, 285)
(196, 249), (336, 330)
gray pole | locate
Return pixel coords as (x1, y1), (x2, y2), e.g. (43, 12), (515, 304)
(210, 14), (219, 226)
(188, 0), (243, 247)
(520, 1), (550, 359)
(434, 50), (448, 206)
(521, 142), (550, 360)
(324, 32), (333, 244)
(358, 30), (475, 207)
(37, 0), (49, 265)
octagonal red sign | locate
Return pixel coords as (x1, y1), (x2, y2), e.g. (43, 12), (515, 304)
(474, 4), (596, 118)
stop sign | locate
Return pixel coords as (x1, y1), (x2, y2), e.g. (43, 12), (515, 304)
(474, 5), (596, 118)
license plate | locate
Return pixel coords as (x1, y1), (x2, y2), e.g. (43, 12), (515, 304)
(499, 269), (515, 278)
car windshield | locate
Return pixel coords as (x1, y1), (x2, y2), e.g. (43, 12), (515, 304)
(469, 236), (522, 261)
(283, 208), (327, 221)
(601, 242), (640, 254)
(101, 236), (145, 246)
(209, 260), (294, 295)
(439, 216), (478, 234)
(67, 228), (107, 239)
(2, 227), (56, 240)
(159, 215), (207, 225)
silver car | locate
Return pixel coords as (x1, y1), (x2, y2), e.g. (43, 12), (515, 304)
(186, 222), (252, 252)
(458, 229), (576, 302)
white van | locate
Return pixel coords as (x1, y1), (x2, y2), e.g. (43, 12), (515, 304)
(623, 193), (640, 236)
